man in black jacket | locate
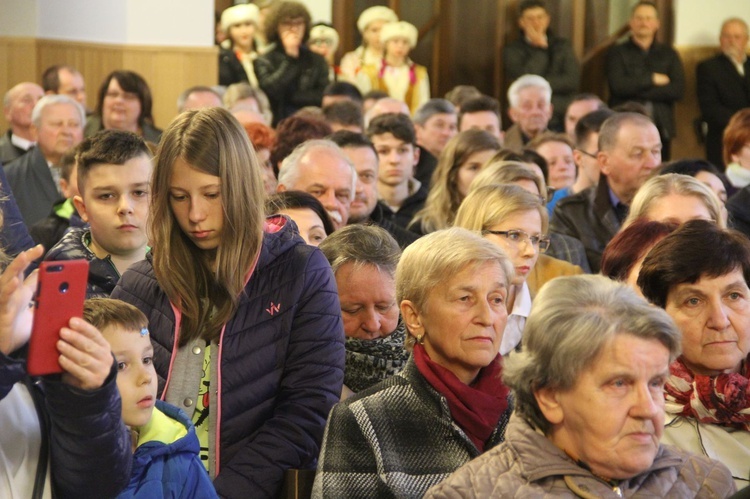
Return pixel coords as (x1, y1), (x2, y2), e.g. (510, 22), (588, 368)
(503, 0), (580, 132)
(696, 17), (750, 170)
(606, 1), (684, 160)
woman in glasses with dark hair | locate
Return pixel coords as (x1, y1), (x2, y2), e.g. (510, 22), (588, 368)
(455, 184), (549, 354)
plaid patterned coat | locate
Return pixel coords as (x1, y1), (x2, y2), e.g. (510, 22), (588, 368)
(312, 357), (512, 498)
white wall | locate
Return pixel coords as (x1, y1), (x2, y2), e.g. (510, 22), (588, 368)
(674, 0), (749, 46)
(0, 0), (37, 37)
(2, 0), (214, 46)
(302, 0), (332, 24)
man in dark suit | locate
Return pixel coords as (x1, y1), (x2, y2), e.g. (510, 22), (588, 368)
(696, 17), (750, 170)
(5, 95), (84, 227)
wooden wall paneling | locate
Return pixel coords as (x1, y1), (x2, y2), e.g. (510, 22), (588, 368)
(0, 37), (39, 132)
(122, 45), (218, 131)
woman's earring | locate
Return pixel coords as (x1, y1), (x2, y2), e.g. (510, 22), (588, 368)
(416, 333), (424, 345)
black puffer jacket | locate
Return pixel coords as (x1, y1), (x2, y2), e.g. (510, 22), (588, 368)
(112, 218), (345, 497)
(45, 227), (121, 298)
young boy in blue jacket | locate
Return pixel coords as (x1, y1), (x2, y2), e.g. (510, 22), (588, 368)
(83, 297), (216, 498)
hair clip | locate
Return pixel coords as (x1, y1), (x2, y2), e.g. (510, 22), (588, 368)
(140, 328), (149, 337)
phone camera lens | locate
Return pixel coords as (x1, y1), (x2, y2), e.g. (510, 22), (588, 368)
(59, 282), (69, 294)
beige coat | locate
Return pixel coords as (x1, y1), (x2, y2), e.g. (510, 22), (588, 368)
(425, 415), (736, 498)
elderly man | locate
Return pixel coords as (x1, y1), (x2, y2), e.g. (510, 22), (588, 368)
(458, 95), (503, 141)
(0, 82), (44, 164)
(413, 99), (457, 186)
(276, 139), (355, 230)
(5, 95), (85, 228)
(503, 0), (580, 131)
(606, 1), (684, 160)
(504, 74), (554, 152)
(329, 130), (418, 248)
(697, 17), (750, 169)
(177, 85), (223, 113)
(551, 112), (661, 272)
(41, 65), (87, 108)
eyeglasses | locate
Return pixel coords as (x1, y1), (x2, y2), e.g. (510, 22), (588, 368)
(576, 148), (598, 159)
(482, 229), (551, 253)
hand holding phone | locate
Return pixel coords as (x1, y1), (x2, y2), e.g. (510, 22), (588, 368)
(27, 260), (89, 376)
(0, 245), (44, 356)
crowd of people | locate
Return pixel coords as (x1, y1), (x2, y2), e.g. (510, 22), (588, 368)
(1, 0), (749, 497)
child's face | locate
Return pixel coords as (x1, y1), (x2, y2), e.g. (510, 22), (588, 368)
(386, 37), (410, 60)
(102, 325), (157, 427)
(74, 154), (152, 259)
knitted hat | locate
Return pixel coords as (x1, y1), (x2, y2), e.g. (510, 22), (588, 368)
(380, 21), (418, 49)
(309, 24), (340, 53)
(356, 6), (398, 34)
(221, 4), (260, 34)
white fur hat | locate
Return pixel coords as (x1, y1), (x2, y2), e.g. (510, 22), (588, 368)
(380, 21), (418, 48)
(309, 24), (340, 53)
(356, 6), (398, 33)
(221, 4), (260, 34)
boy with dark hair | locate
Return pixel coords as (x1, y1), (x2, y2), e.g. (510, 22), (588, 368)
(458, 95), (503, 139)
(45, 129), (152, 297)
(366, 113), (427, 229)
(84, 297), (215, 498)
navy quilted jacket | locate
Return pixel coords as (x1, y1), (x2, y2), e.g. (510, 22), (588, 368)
(111, 219), (345, 497)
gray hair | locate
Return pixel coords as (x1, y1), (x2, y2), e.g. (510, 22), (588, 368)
(319, 224), (401, 276)
(177, 85), (223, 113)
(624, 173), (725, 228)
(598, 112), (656, 153)
(503, 274), (681, 433)
(413, 98), (456, 125)
(396, 227), (514, 350)
(31, 94), (85, 128)
(721, 17), (748, 35)
(277, 139), (356, 194)
(223, 82), (273, 124)
(507, 74), (552, 109)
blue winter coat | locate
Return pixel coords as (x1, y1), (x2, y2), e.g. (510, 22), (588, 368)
(0, 350), (131, 497)
(111, 218), (345, 498)
(117, 400), (216, 498)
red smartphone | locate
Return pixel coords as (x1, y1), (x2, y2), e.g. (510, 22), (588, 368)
(27, 260), (89, 376)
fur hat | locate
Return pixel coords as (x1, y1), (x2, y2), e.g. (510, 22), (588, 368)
(221, 4), (260, 34)
(380, 21), (418, 49)
(309, 24), (339, 53)
(356, 6), (398, 34)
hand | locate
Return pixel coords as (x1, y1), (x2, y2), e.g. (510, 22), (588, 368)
(281, 30), (301, 57)
(525, 27), (548, 48)
(58, 317), (113, 391)
(652, 73), (670, 86)
(0, 245), (44, 356)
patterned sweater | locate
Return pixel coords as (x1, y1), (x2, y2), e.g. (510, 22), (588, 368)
(312, 357), (512, 498)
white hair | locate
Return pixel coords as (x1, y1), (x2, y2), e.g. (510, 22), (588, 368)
(278, 139), (357, 194)
(507, 74), (552, 109)
(31, 94), (85, 128)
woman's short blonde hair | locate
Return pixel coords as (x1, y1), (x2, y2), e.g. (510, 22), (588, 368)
(455, 184), (549, 235)
(624, 173), (725, 228)
(396, 227), (513, 350)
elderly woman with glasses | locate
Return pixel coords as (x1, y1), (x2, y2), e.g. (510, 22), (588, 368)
(638, 220), (750, 489)
(313, 228), (514, 497)
(427, 275), (735, 498)
(455, 184), (549, 354)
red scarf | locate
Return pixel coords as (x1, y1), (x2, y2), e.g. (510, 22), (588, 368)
(413, 344), (509, 451)
(664, 355), (750, 430)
